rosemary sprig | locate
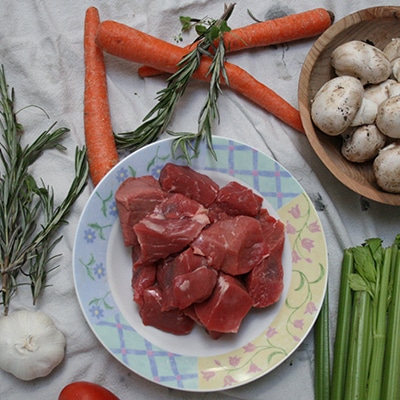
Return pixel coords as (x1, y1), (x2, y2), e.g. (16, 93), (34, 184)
(114, 3), (235, 162)
(170, 28), (230, 161)
(0, 65), (89, 315)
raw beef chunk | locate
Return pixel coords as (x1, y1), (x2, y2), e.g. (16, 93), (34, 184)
(131, 263), (157, 306)
(194, 273), (253, 334)
(115, 176), (168, 247)
(139, 286), (195, 335)
(206, 203), (230, 224)
(191, 215), (268, 275)
(157, 249), (217, 311)
(159, 163), (219, 207)
(133, 193), (210, 264)
(117, 165), (286, 339)
(245, 211), (285, 308)
(214, 181), (263, 217)
(172, 266), (218, 310)
(173, 247), (208, 276)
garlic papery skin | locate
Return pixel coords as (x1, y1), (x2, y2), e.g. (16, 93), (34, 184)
(0, 309), (66, 380)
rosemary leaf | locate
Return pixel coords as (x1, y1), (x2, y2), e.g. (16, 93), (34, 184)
(114, 3), (235, 162)
(0, 65), (89, 315)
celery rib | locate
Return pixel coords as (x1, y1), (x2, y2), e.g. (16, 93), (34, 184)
(344, 289), (371, 400)
(314, 288), (330, 400)
(366, 247), (392, 400)
(331, 249), (354, 400)
(381, 243), (400, 399)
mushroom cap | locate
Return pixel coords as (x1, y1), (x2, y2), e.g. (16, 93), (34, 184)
(350, 97), (378, 126)
(311, 76), (364, 136)
(364, 79), (395, 105)
(376, 94), (400, 139)
(383, 38), (400, 62)
(373, 142), (400, 193)
(341, 124), (386, 163)
(391, 58), (400, 82)
(331, 40), (392, 85)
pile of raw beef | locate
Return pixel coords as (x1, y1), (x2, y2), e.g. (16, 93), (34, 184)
(115, 163), (285, 339)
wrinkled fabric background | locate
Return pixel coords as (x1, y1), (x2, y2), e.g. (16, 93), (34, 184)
(1, 1), (399, 399)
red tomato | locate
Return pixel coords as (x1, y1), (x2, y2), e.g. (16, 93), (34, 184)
(58, 381), (119, 400)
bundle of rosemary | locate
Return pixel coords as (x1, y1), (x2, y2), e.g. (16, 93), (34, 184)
(114, 3), (235, 162)
(0, 65), (88, 315)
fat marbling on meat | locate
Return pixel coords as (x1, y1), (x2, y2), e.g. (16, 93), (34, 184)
(133, 193), (210, 265)
(115, 176), (167, 247)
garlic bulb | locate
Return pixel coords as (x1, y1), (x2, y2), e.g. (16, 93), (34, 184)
(0, 309), (66, 380)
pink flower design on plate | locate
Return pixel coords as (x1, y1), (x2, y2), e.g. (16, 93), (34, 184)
(308, 220), (321, 233)
(201, 370), (215, 381)
(293, 335), (301, 342)
(224, 375), (237, 387)
(214, 359), (222, 367)
(292, 250), (301, 263)
(289, 204), (301, 219)
(243, 342), (257, 353)
(305, 302), (317, 314)
(286, 221), (296, 234)
(248, 362), (262, 374)
(293, 319), (304, 330)
(301, 238), (315, 252)
(266, 326), (278, 338)
(229, 356), (241, 367)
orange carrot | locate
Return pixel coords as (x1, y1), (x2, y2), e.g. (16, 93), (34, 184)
(96, 20), (304, 133)
(138, 8), (334, 78)
(84, 7), (119, 186)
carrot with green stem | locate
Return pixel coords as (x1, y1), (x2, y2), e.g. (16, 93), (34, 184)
(95, 20), (304, 134)
(138, 8), (334, 78)
(84, 7), (119, 186)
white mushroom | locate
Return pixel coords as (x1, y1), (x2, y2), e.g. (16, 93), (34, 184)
(350, 97), (378, 126)
(391, 58), (400, 82)
(341, 125), (386, 163)
(331, 40), (392, 85)
(311, 76), (364, 136)
(388, 80), (400, 97)
(373, 142), (400, 193)
(376, 94), (400, 139)
(383, 38), (400, 62)
(382, 38), (400, 82)
(364, 79), (395, 105)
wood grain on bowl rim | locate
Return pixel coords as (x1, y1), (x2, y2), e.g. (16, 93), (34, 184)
(298, 6), (400, 206)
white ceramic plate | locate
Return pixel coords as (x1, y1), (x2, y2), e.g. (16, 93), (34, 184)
(73, 136), (328, 392)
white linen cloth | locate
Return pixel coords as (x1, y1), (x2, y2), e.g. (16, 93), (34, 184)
(1, 0), (398, 399)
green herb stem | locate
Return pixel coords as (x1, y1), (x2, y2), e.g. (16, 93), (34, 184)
(115, 4), (235, 162)
(0, 65), (88, 315)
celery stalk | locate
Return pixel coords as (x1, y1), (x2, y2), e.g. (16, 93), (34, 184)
(381, 239), (400, 399)
(366, 247), (392, 400)
(344, 289), (371, 400)
(314, 288), (330, 400)
(331, 249), (354, 400)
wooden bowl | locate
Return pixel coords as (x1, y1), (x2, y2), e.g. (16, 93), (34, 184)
(298, 6), (400, 206)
